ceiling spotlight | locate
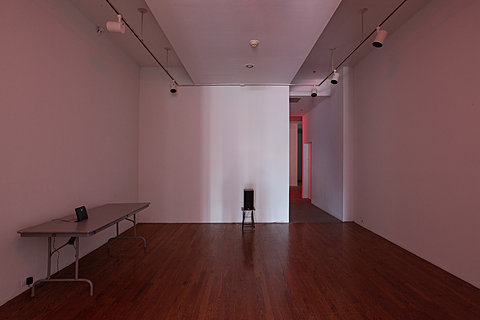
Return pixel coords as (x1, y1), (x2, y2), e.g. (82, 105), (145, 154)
(329, 48), (339, 84)
(249, 40), (260, 48)
(331, 70), (339, 84)
(372, 26), (388, 48)
(170, 81), (177, 94)
(106, 14), (126, 34)
(245, 64), (254, 69)
(311, 86), (318, 97)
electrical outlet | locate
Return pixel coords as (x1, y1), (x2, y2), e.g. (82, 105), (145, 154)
(20, 277), (34, 288)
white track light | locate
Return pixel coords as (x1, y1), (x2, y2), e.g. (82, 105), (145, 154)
(329, 48), (340, 84)
(106, 14), (126, 34)
(311, 86), (318, 97)
(372, 26), (388, 48)
(170, 81), (177, 94)
(331, 70), (339, 84)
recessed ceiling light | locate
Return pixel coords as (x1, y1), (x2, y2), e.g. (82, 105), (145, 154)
(245, 64), (254, 69)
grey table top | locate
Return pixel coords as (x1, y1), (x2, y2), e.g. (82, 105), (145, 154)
(17, 202), (150, 237)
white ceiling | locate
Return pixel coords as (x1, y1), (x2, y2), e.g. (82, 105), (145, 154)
(70, 0), (432, 114)
(145, 0), (341, 84)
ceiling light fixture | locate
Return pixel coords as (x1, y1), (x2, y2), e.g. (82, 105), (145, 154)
(106, 14), (125, 34)
(249, 40), (260, 48)
(170, 81), (177, 94)
(245, 64), (254, 69)
(311, 86), (318, 97)
(309, 0), (406, 90)
(330, 48), (339, 85)
(372, 26), (388, 48)
(331, 70), (339, 84)
(105, 0), (176, 85)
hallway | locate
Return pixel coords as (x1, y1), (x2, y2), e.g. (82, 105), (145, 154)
(289, 186), (339, 223)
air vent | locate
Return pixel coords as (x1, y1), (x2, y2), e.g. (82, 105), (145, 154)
(289, 97), (301, 103)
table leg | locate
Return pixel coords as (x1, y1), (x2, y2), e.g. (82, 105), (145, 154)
(107, 213), (146, 252)
(74, 237), (79, 280)
(47, 237), (52, 279)
(31, 237), (93, 297)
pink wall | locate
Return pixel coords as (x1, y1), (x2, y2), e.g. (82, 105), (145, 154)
(352, 0), (480, 288)
(138, 68), (289, 223)
(303, 88), (344, 220)
(0, 0), (140, 305)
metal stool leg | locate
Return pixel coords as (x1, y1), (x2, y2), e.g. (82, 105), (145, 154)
(242, 209), (245, 230)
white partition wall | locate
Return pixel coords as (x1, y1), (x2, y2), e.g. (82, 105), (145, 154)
(139, 68), (289, 223)
(303, 79), (344, 220)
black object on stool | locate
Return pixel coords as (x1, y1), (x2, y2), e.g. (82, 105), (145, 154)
(242, 189), (255, 230)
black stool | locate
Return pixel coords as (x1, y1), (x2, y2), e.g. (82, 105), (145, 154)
(242, 189), (255, 230)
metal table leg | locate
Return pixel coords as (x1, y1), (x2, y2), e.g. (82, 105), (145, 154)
(107, 213), (146, 254)
(31, 237), (93, 297)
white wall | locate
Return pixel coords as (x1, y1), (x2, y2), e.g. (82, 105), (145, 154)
(139, 68), (289, 223)
(0, 0), (140, 305)
(352, 0), (480, 288)
(289, 122), (298, 186)
(303, 81), (344, 220)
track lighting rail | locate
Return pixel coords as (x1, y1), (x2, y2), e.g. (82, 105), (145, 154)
(104, 0), (407, 90)
(105, 0), (176, 82)
(315, 0), (407, 88)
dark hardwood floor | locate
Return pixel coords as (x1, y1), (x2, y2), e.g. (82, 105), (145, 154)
(1, 223), (480, 319)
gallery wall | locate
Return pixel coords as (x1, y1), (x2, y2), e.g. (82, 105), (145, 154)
(0, 0), (140, 305)
(352, 0), (480, 288)
(303, 83), (344, 221)
(138, 68), (289, 223)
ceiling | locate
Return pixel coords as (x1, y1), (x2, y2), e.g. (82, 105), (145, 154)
(289, 0), (431, 102)
(70, 0), (194, 84)
(70, 0), (431, 114)
(145, 0), (341, 84)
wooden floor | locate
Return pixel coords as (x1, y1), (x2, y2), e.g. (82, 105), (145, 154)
(1, 223), (480, 319)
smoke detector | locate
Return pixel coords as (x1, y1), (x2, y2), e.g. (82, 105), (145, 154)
(249, 39), (260, 48)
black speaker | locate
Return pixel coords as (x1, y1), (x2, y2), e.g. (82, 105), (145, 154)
(244, 189), (254, 210)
